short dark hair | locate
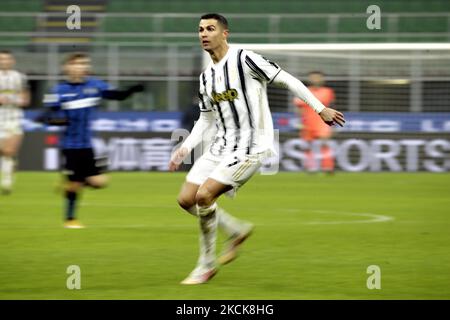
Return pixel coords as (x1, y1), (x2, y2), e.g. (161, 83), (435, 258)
(200, 13), (228, 29)
(64, 52), (89, 64)
(0, 50), (12, 55)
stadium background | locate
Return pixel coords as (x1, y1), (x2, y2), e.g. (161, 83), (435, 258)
(1, 0), (450, 301)
(1, 0), (449, 172)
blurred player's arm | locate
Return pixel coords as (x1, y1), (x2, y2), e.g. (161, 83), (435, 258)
(272, 71), (345, 127)
(169, 110), (214, 171)
(243, 51), (344, 126)
(169, 87), (214, 171)
(101, 84), (144, 101)
(35, 89), (68, 126)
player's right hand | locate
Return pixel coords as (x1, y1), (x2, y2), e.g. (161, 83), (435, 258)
(168, 147), (189, 172)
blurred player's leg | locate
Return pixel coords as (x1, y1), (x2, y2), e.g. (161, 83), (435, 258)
(62, 149), (83, 228)
(217, 211), (254, 265)
(321, 144), (334, 173)
(216, 206), (254, 266)
(62, 148), (105, 228)
(303, 131), (319, 172)
(304, 150), (318, 172)
(177, 179), (217, 284)
(177, 181), (200, 216)
(181, 202), (218, 285)
(85, 174), (109, 189)
(210, 155), (261, 265)
(181, 179), (230, 284)
(0, 134), (22, 194)
(0, 156), (14, 193)
(197, 202), (219, 267)
(318, 130), (334, 173)
(64, 181), (84, 229)
(84, 155), (110, 189)
(177, 181), (251, 236)
(180, 154), (261, 284)
(177, 181), (253, 273)
(217, 207), (251, 236)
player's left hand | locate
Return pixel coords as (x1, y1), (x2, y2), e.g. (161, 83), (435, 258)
(319, 107), (345, 127)
(169, 147), (189, 172)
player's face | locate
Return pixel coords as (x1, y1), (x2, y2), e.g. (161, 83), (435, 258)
(0, 53), (15, 71)
(308, 73), (325, 87)
(64, 57), (91, 81)
(198, 19), (228, 51)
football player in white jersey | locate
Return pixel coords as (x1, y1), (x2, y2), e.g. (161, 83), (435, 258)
(0, 51), (30, 194)
(169, 14), (345, 284)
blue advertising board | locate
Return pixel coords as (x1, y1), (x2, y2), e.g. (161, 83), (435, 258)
(24, 111), (450, 133)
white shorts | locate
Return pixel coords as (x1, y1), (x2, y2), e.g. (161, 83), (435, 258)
(0, 123), (23, 140)
(186, 150), (265, 196)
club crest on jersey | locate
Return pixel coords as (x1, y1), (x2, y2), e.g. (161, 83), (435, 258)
(212, 89), (238, 103)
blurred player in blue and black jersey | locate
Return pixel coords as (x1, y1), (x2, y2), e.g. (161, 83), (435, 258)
(38, 52), (143, 228)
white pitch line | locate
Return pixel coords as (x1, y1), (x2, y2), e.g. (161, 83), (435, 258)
(277, 208), (394, 225)
(306, 209), (394, 225)
(0, 201), (175, 209)
(0, 224), (193, 230)
(98, 211), (395, 228)
(0, 201), (394, 226)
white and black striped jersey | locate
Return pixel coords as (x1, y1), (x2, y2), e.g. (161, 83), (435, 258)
(199, 46), (281, 156)
(0, 70), (28, 127)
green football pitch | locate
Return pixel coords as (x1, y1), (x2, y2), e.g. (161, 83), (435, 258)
(0, 172), (449, 299)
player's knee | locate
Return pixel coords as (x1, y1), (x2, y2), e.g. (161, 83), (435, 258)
(87, 175), (109, 189)
(2, 147), (16, 157)
(65, 182), (82, 192)
(195, 189), (214, 207)
(89, 183), (106, 189)
(177, 195), (195, 211)
(90, 180), (108, 189)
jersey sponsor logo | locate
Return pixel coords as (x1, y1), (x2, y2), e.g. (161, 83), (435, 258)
(212, 89), (238, 103)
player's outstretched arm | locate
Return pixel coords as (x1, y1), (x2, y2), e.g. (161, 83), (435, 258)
(272, 70), (345, 126)
(102, 84), (144, 101)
